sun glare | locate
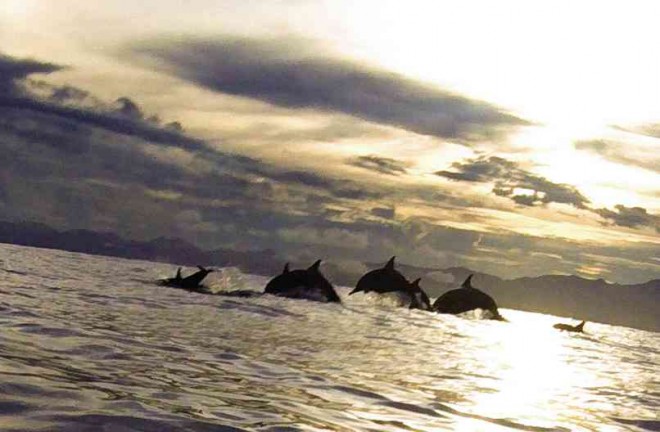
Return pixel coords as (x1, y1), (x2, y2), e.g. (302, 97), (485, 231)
(453, 313), (603, 430)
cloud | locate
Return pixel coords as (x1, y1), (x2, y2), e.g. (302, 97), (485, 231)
(0, 52), (390, 251)
(0, 54), (205, 153)
(575, 139), (660, 174)
(615, 123), (660, 140)
(436, 156), (590, 208)
(371, 207), (396, 219)
(128, 36), (529, 144)
(594, 205), (659, 231)
(0, 96), (206, 153)
(1, 53), (657, 284)
(114, 97), (144, 120)
(278, 226), (370, 250)
(348, 155), (408, 176)
(0, 54), (62, 94)
(248, 167), (384, 201)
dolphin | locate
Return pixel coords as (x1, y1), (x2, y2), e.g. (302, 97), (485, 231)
(408, 278), (432, 310)
(350, 257), (431, 310)
(432, 274), (505, 320)
(159, 265), (214, 292)
(264, 260), (341, 303)
(350, 256), (409, 295)
(553, 320), (586, 333)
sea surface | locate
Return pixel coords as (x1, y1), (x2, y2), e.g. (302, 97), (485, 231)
(0, 243), (658, 432)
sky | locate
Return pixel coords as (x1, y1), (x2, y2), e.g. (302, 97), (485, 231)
(0, 0), (658, 283)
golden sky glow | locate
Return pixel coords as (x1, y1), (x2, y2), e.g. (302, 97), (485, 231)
(0, 0), (658, 282)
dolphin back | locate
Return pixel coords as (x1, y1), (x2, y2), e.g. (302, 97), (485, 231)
(433, 286), (502, 319)
(353, 269), (409, 295)
(180, 268), (211, 288)
(264, 265), (341, 303)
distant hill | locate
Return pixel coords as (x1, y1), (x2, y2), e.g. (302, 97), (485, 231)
(374, 261), (660, 332)
(0, 220), (658, 332)
(0, 220), (282, 276)
(322, 261), (659, 332)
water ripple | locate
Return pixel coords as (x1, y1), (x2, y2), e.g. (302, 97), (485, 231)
(0, 244), (658, 431)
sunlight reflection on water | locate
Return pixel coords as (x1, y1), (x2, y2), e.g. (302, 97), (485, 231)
(0, 244), (658, 431)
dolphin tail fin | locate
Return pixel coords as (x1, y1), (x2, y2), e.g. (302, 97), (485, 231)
(461, 274), (474, 289)
(384, 256), (396, 271)
(308, 259), (322, 272)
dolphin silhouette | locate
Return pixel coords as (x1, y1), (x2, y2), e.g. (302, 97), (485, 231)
(350, 257), (431, 310)
(553, 320), (586, 333)
(159, 265), (214, 292)
(432, 275), (505, 320)
(408, 278), (432, 310)
(264, 260), (341, 303)
(350, 256), (409, 295)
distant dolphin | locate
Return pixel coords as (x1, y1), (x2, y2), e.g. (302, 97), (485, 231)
(350, 257), (431, 310)
(432, 275), (505, 320)
(553, 320), (586, 333)
(159, 266), (214, 292)
(264, 260), (341, 303)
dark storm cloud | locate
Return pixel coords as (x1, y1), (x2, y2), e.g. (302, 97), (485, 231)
(436, 156), (590, 208)
(575, 139), (660, 173)
(594, 205), (659, 231)
(349, 155), (408, 176)
(129, 37), (529, 144)
(0, 54), (62, 93)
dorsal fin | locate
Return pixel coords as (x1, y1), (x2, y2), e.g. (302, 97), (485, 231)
(411, 278), (421, 287)
(283, 263), (290, 274)
(175, 268), (182, 279)
(197, 265), (206, 272)
(308, 259), (322, 272)
(576, 321), (586, 331)
(384, 256), (396, 271)
(461, 274), (474, 289)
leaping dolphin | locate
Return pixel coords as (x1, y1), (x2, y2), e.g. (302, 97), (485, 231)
(159, 266), (214, 292)
(432, 275), (505, 320)
(264, 260), (341, 303)
(553, 320), (586, 333)
(350, 257), (431, 310)
(350, 256), (408, 295)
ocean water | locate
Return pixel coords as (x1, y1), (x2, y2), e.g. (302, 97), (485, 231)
(0, 243), (658, 432)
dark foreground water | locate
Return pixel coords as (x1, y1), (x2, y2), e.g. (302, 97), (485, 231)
(0, 243), (658, 431)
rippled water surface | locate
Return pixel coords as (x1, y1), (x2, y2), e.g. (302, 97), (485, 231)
(0, 244), (658, 431)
